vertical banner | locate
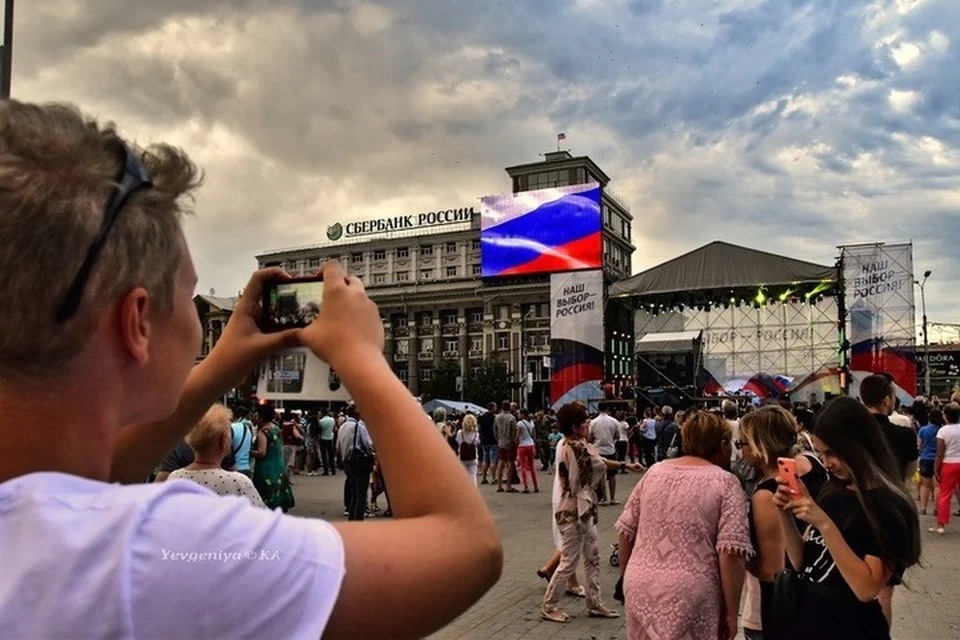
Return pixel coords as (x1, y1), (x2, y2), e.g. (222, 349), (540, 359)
(550, 270), (605, 410)
(841, 243), (917, 403)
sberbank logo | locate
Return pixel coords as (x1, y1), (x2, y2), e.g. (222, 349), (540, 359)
(326, 223), (343, 241)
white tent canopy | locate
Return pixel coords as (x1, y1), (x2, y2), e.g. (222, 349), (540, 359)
(421, 399), (489, 415)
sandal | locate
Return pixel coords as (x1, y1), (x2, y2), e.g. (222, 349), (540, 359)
(588, 606), (620, 619)
(536, 569), (552, 581)
(565, 586), (586, 598)
(541, 608), (570, 623)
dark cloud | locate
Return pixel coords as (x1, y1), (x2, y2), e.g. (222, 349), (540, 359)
(9, 0), (959, 322)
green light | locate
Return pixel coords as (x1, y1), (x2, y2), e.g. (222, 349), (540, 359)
(755, 288), (767, 305)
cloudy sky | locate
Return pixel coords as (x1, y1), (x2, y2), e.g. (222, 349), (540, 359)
(11, 0), (959, 332)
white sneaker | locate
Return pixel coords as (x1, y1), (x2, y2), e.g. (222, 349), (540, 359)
(929, 526), (945, 535)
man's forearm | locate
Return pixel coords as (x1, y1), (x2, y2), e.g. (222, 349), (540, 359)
(109, 355), (229, 483)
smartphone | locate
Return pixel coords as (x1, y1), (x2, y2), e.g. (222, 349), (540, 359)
(261, 276), (324, 332)
(777, 457), (802, 495)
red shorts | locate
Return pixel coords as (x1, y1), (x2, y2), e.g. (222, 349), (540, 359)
(498, 446), (517, 463)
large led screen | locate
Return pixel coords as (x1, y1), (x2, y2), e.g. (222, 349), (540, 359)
(480, 182), (602, 278)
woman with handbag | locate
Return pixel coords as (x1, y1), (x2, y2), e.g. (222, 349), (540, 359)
(773, 397), (921, 639)
(738, 405), (827, 640)
(615, 411), (753, 640)
(251, 405), (296, 512)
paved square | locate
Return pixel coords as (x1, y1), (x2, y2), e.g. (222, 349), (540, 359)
(290, 470), (960, 639)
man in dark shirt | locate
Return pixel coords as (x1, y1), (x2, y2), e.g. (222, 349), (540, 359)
(478, 402), (498, 485)
(860, 374), (919, 481)
(858, 373), (919, 627)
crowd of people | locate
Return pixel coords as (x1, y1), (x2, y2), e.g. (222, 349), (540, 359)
(526, 372), (941, 639)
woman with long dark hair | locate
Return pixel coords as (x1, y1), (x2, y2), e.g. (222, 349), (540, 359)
(773, 397), (921, 639)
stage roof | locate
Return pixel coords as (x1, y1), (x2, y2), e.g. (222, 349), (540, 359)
(610, 241), (837, 298)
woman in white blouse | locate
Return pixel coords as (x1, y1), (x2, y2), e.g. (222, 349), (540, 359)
(168, 404), (265, 508)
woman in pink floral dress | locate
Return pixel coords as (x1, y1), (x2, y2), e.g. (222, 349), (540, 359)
(615, 411), (753, 639)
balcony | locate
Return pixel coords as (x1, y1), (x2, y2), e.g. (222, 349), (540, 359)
(394, 353), (409, 362)
(468, 349), (483, 358)
(442, 350), (460, 358)
(418, 352), (434, 361)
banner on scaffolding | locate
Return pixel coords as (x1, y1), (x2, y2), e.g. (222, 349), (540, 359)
(841, 242), (917, 403)
(550, 269), (605, 410)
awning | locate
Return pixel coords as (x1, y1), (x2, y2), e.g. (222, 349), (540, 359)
(636, 330), (703, 353)
(421, 399), (489, 415)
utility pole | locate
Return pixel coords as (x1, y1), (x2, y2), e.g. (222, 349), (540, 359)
(916, 270), (932, 397)
(1, 0), (13, 99)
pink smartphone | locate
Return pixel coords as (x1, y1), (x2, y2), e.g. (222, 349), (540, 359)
(777, 457), (801, 495)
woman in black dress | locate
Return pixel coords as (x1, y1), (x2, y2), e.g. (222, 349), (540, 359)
(739, 405), (828, 639)
(773, 397), (920, 639)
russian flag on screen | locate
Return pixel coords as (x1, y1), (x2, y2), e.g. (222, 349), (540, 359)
(481, 185), (602, 278)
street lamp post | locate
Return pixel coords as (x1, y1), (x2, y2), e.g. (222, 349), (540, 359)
(915, 270), (932, 397)
(1, 0), (14, 99)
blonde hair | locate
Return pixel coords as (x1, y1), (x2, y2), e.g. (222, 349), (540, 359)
(185, 404), (233, 454)
(0, 100), (202, 378)
(680, 411), (731, 459)
(461, 414), (478, 432)
(739, 405), (798, 469)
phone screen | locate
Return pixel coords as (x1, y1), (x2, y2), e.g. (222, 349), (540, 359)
(262, 278), (324, 331)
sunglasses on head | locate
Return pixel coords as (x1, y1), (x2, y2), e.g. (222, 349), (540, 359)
(55, 142), (153, 323)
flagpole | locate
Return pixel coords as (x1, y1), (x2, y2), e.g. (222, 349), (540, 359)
(1, 0), (14, 99)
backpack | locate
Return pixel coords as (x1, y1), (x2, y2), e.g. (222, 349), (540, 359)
(459, 431), (478, 461)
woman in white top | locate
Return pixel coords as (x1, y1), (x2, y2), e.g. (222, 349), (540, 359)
(456, 414), (481, 486)
(168, 404), (266, 508)
(933, 402), (960, 533)
(516, 409), (540, 493)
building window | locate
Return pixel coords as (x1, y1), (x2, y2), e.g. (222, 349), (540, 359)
(393, 315), (408, 328)
(470, 337), (483, 352)
(470, 239), (481, 251)
(445, 242), (457, 254)
(396, 340), (409, 355)
(421, 245), (433, 256)
(308, 258), (321, 268)
(420, 269), (433, 280)
(471, 264), (482, 276)
(397, 369), (409, 383)
(373, 273), (386, 284)
(417, 312), (433, 326)
(497, 305), (510, 321)
(442, 311), (458, 325)
(470, 309), (483, 324)
(395, 271), (410, 282)
(420, 341), (433, 354)
(420, 367), (432, 381)
(446, 266), (458, 278)
(350, 252), (363, 264)
(373, 249), (385, 262)
(396, 247), (409, 259)
(470, 365), (481, 378)
(444, 339), (458, 353)
(497, 333), (509, 350)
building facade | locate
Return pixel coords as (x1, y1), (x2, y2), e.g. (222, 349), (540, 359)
(257, 151), (636, 407)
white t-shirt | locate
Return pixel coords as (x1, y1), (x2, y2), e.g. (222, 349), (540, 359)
(0, 472), (345, 638)
(516, 420), (536, 447)
(727, 419), (741, 463)
(889, 413), (913, 429)
(937, 424), (960, 463)
(168, 468), (266, 508)
(617, 421), (630, 442)
(590, 414), (620, 456)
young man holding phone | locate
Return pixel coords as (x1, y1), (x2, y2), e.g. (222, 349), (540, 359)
(0, 100), (502, 638)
